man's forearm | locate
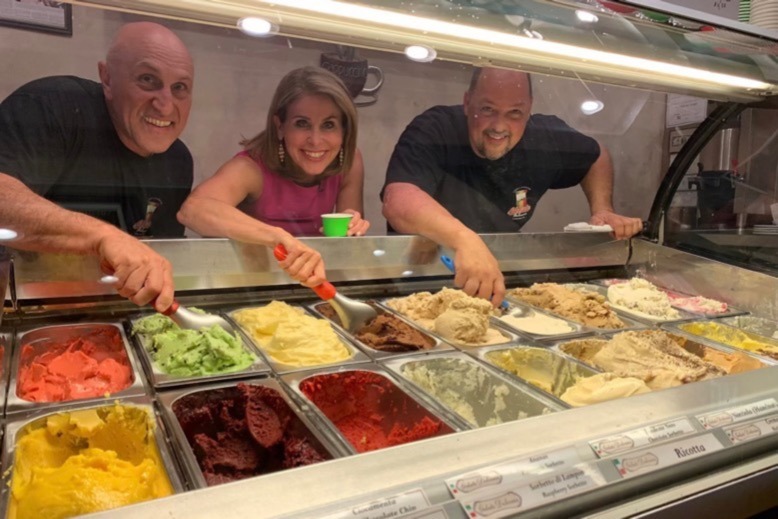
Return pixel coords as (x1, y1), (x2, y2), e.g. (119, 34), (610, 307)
(0, 173), (116, 254)
(382, 183), (479, 250)
(580, 145), (615, 215)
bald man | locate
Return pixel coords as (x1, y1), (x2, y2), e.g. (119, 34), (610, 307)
(0, 22), (195, 311)
(382, 67), (642, 306)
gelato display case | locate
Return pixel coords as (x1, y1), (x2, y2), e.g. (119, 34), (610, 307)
(2, 0), (778, 517)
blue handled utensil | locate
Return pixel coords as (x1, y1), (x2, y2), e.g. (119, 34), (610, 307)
(439, 255), (508, 309)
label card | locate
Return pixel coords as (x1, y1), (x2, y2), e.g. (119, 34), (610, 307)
(320, 488), (431, 519)
(445, 446), (583, 499)
(725, 415), (778, 445)
(612, 433), (723, 479)
(589, 418), (697, 457)
(697, 398), (778, 430)
(459, 464), (605, 519)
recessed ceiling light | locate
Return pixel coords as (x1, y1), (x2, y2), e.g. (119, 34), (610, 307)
(237, 17), (277, 37)
(575, 10), (599, 23)
(401, 270), (414, 276)
(372, 249), (386, 257)
(581, 100), (605, 114)
(404, 45), (437, 62)
(0, 228), (18, 241)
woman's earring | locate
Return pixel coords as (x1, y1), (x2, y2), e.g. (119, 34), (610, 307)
(278, 142), (285, 164)
(339, 148), (344, 167)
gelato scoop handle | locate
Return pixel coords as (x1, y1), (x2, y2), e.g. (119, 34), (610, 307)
(273, 244), (377, 332)
(440, 255), (508, 310)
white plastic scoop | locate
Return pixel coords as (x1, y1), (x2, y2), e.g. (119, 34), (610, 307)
(273, 244), (377, 333)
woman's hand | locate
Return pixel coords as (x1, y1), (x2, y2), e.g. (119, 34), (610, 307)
(343, 209), (370, 236)
(275, 234), (326, 287)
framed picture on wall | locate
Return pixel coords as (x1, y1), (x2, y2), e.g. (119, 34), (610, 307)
(0, 0), (72, 36)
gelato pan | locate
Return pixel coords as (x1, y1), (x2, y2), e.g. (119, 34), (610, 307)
(606, 278), (682, 321)
(679, 339), (766, 374)
(508, 283), (626, 330)
(664, 291), (729, 315)
(9, 324), (144, 413)
(722, 315), (778, 341)
(676, 321), (778, 361)
(481, 346), (598, 399)
(384, 288), (510, 346)
(165, 380), (334, 487)
(497, 303), (581, 338)
(131, 313), (266, 388)
(5, 402), (178, 519)
(560, 373), (651, 407)
(559, 330), (725, 389)
(385, 353), (556, 428)
(313, 302), (439, 354)
(16, 324), (132, 403)
(291, 368), (454, 453)
(231, 301), (361, 370)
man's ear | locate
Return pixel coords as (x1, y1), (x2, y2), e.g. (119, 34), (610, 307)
(273, 114), (283, 140)
(98, 61), (112, 100)
(463, 91), (471, 116)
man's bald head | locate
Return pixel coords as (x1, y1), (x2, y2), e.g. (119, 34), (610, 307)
(99, 22), (194, 157)
(463, 67), (533, 160)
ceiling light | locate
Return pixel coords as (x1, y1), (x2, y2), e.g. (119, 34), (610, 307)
(401, 270), (414, 276)
(372, 249), (386, 257)
(581, 100), (604, 114)
(256, 0), (772, 92)
(0, 228), (18, 241)
(237, 17), (277, 37)
(575, 10), (599, 23)
(404, 45), (437, 62)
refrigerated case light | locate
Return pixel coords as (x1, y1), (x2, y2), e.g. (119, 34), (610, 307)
(237, 16), (276, 36)
(404, 44), (437, 62)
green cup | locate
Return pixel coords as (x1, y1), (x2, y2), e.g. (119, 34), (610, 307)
(321, 213), (353, 237)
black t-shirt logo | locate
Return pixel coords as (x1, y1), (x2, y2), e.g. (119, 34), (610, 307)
(507, 187), (531, 220)
(132, 197), (162, 236)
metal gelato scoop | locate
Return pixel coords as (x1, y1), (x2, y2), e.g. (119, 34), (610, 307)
(273, 244), (377, 333)
(99, 274), (236, 334)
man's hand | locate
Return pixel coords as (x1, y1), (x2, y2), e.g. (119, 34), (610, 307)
(96, 231), (174, 312)
(452, 234), (505, 307)
(276, 235), (326, 287)
(590, 210), (643, 240)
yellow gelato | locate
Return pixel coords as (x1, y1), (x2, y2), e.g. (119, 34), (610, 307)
(232, 301), (351, 366)
(679, 321), (778, 361)
(8, 404), (173, 519)
(485, 347), (592, 396)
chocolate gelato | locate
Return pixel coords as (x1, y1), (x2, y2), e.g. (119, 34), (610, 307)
(173, 382), (330, 486)
(316, 303), (434, 352)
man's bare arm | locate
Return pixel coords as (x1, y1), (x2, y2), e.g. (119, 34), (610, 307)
(382, 182), (504, 305)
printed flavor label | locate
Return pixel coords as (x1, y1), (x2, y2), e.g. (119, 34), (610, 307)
(459, 464), (605, 519)
(697, 398), (778, 430)
(725, 415), (778, 445)
(320, 488), (431, 519)
(612, 433), (723, 479)
(445, 446), (584, 500)
(589, 418), (697, 457)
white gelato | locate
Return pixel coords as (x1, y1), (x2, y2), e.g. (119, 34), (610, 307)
(499, 310), (575, 335)
(607, 278), (681, 320)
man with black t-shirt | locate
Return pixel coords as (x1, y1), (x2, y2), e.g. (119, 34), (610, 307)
(0, 22), (194, 312)
(382, 67), (642, 306)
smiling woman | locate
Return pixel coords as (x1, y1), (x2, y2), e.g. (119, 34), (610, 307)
(177, 66), (370, 242)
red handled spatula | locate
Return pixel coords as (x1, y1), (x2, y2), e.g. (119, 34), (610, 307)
(273, 244), (377, 333)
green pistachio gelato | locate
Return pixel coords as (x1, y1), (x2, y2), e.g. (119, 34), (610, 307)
(132, 314), (255, 376)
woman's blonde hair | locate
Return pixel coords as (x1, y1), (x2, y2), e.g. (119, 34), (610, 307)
(241, 66), (358, 183)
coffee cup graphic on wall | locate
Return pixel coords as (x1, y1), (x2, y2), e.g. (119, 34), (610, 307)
(320, 51), (384, 106)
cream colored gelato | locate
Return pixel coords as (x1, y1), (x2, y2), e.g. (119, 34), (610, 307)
(399, 357), (538, 427)
(499, 310), (576, 335)
(387, 289), (506, 346)
(679, 321), (778, 361)
(232, 301), (351, 367)
(560, 330), (724, 389)
(607, 278), (680, 320)
(508, 283), (625, 329)
(561, 373), (651, 407)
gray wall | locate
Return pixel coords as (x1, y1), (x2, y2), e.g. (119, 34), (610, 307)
(0, 5), (667, 235)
